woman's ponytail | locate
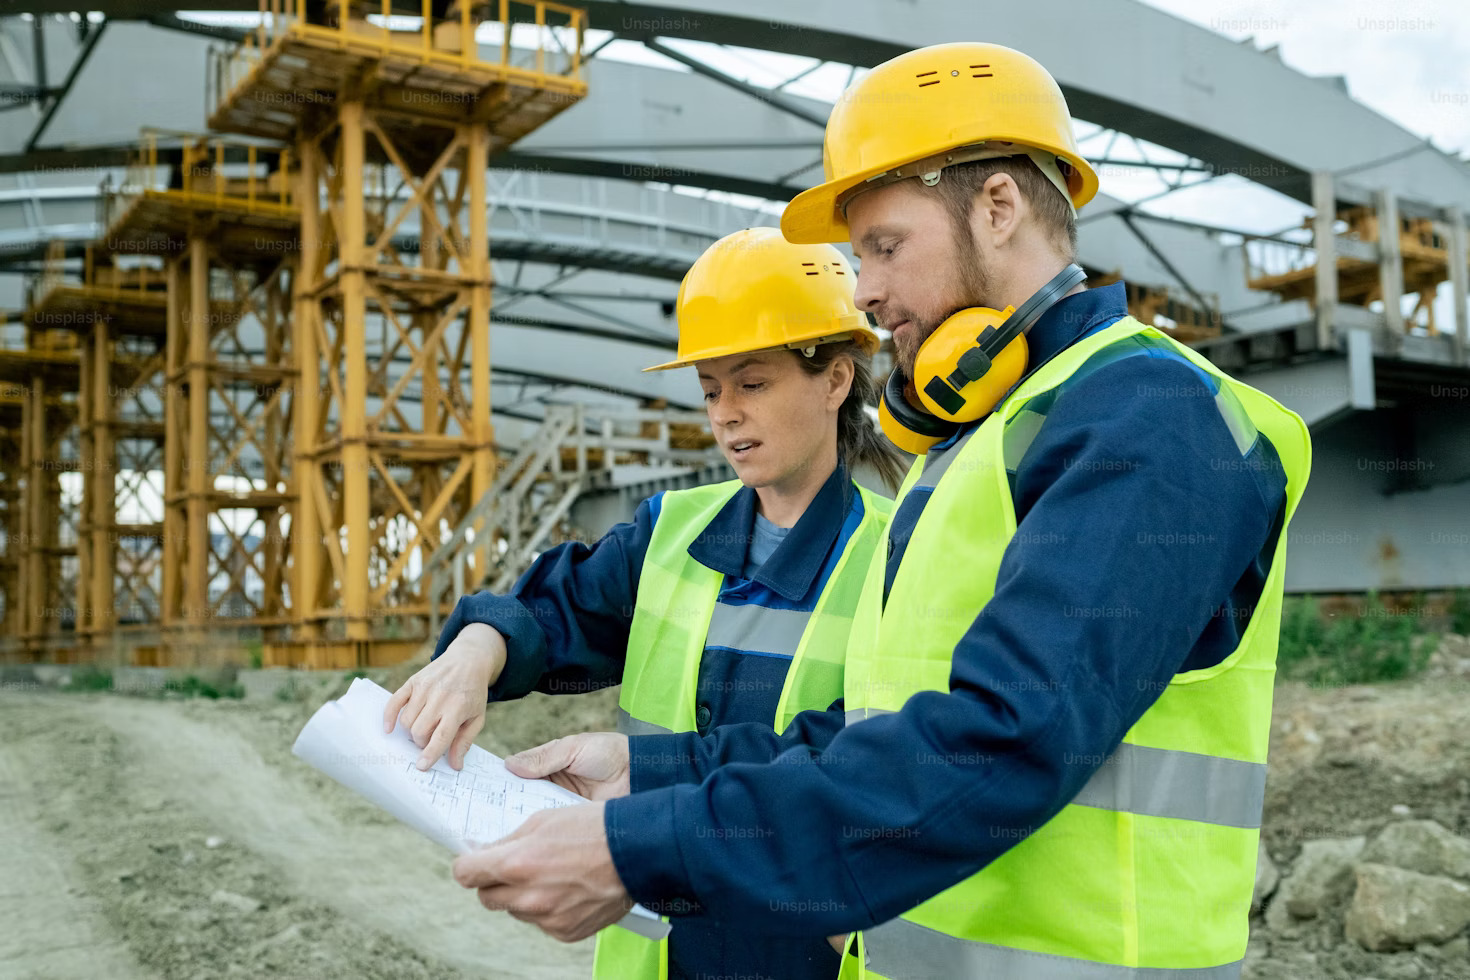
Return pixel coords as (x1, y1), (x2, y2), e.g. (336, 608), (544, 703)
(795, 340), (908, 493)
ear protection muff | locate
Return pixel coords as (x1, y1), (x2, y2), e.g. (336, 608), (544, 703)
(879, 264), (1089, 455)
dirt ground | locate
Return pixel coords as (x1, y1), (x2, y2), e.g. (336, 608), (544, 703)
(2, 671), (1467, 979)
(1251, 675), (1470, 979)
(0, 681), (619, 980)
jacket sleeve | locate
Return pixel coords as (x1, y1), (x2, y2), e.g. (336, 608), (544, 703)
(629, 702), (848, 791)
(431, 494), (661, 701)
(603, 354), (1288, 934)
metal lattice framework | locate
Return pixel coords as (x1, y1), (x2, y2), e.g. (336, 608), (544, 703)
(93, 334), (167, 632)
(0, 415), (19, 638)
(200, 0), (590, 667)
(16, 363), (82, 659)
(287, 116), (497, 663)
(159, 241), (296, 642)
(424, 402), (727, 641)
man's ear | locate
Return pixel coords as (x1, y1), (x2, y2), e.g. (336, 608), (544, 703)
(975, 173), (1022, 249)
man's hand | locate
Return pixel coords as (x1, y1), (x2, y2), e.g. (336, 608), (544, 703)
(506, 733), (630, 801)
(452, 802), (632, 942)
(384, 623), (508, 771)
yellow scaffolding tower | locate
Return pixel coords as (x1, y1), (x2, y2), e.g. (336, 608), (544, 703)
(0, 326), (82, 662)
(25, 242), (170, 661)
(209, 0), (587, 667)
(100, 133), (300, 666)
(0, 390), (19, 645)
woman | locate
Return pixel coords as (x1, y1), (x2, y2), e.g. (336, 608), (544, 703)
(385, 227), (905, 980)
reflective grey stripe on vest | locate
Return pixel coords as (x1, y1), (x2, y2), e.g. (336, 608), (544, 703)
(845, 706), (894, 725)
(915, 424), (984, 489)
(1071, 742), (1266, 830)
(844, 711), (1263, 829)
(865, 916), (1242, 980)
(617, 707), (673, 737)
(704, 601), (813, 659)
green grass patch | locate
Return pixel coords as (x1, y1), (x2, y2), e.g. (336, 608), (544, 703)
(162, 673), (245, 700)
(62, 665), (114, 691)
(1278, 592), (1437, 686)
(1448, 587), (1470, 636)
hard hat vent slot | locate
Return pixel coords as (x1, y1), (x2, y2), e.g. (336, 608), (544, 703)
(801, 262), (820, 276)
(970, 63), (993, 78)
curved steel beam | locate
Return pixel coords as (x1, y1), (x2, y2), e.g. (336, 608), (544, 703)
(14, 5), (1470, 208)
(0, 15), (1363, 339)
(569, 0), (1470, 210)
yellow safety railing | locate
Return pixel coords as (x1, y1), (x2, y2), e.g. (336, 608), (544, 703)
(24, 243), (83, 350)
(224, 0), (585, 93)
(84, 245), (163, 296)
(0, 310), (34, 352)
(105, 130), (295, 227)
(35, 239), (68, 306)
(33, 238), (160, 311)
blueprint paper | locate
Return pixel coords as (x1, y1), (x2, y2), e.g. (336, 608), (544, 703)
(293, 677), (671, 940)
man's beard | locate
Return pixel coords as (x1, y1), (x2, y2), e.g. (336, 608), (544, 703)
(892, 233), (992, 382)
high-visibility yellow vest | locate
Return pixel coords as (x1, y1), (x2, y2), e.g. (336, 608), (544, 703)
(597, 477), (894, 980)
(839, 318), (1311, 979)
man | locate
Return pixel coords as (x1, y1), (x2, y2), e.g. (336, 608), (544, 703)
(453, 41), (1310, 977)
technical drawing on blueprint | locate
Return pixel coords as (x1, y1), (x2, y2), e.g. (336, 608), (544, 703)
(402, 749), (580, 845)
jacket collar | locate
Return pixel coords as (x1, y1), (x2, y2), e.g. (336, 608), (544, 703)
(687, 460), (854, 601)
(933, 280), (1130, 450)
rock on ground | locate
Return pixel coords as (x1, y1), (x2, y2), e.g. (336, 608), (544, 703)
(1275, 836), (1366, 921)
(1345, 862), (1470, 952)
(1361, 819), (1470, 881)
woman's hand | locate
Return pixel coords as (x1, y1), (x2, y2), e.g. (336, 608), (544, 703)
(505, 732), (631, 801)
(384, 623), (508, 770)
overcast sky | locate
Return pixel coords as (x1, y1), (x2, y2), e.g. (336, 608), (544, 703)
(1141, 0), (1470, 158)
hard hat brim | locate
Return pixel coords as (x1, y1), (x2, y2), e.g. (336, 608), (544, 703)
(781, 171), (877, 246)
(781, 142), (1100, 246)
(642, 322), (880, 372)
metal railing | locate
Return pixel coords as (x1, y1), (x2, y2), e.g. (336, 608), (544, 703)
(102, 131), (295, 231)
(213, 0), (586, 114)
(33, 241), (164, 302)
(424, 403), (722, 637)
(1242, 236), (1318, 286)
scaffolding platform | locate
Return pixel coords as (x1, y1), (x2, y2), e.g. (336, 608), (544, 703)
(0, 347), (81, 388)
(207, 2), (588, 160)
(100, 135), (301, 261)
(1246, 207), (1470, 334)
(104, 193), (300, 261)
(24, 287), (167, 340)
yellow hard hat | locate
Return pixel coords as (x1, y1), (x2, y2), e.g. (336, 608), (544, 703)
(781, 42), (1099, 245)
(644, 227), (879, 372)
